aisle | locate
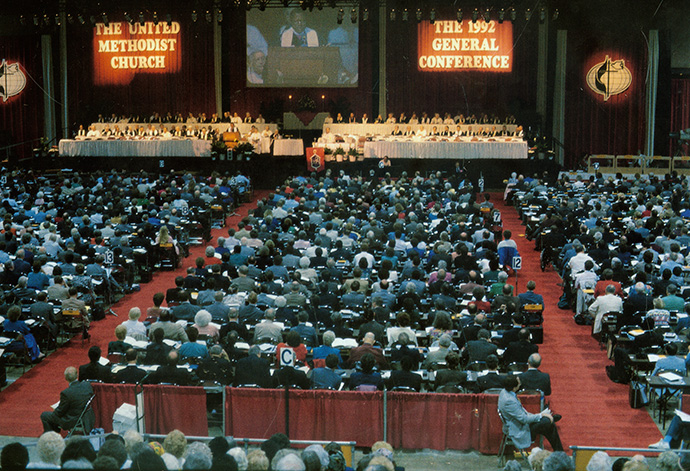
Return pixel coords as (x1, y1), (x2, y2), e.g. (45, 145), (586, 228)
(492, 193), (662, 449)
(0, 192), (268, 437)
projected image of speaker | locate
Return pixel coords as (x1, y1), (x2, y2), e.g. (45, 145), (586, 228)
(246, 8), (358, 87)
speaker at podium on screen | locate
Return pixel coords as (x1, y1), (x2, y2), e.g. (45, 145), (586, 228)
(264, 47), (342, 87)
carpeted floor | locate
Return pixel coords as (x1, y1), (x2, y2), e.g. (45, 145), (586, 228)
(0, 191), (268, 437)
(0, 188), (664, 448)
(492, 193), (662, 449)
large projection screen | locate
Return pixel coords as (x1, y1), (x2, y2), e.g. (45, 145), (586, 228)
(246, 8), (358, 87)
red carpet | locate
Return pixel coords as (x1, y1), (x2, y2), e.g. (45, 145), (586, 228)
(492, 193), (662, 449)
(0, 191), (268, 437)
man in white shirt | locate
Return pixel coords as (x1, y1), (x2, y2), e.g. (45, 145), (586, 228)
(568, 244), (598, 276)
(588, 285), (623, 334)
(86, 126), (100, 139)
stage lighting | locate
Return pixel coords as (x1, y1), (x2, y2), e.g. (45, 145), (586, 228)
(19, 15), (26, 26)
(55, 13), (61, 26)
(362, 9), (369, 21)
(510, 7), (517, 22)
(350, 8), (357, 23)
(89, 15), (97, 26)
(139, 12), (145, 26)
(102, 13), (109, 27)
(456, 8), (462, 22)
(205, 10), (212, 22)
(389, 9), (396, 21)
(166, 13), (172, 26)
(337, 8), (344, 24)
(471, 8), (478, 23)
(191, 10), (198, 22)
(300, 1), (308, 10)
(552, 9), (559, 21)
(525, 9), (532, 21)
(402, 9), (408, 22)
(68, 13), (75, 24)
(246, 0), (253, 11)
(217, 9), (223, 23)
(43, 14), (51, 26)
(430, 9), (436, 24)
(77, 14), (85, 25)
(539, 7), (546, 24)
(152, 11), (159, 25)
(415, 9), (422, 23)
(33, 14), (39, 26)
(483, 8), (490, 23)
(124, 12), (134, 25)
(498, 9), (505, 23)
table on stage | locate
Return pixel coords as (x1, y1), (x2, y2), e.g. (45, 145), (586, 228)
(59, 139), (212, 157)
(325, 123), (519, 135)
(91, 122), (279, 135)
(273, 138), (304, 156)
(363, 139), (528, 160)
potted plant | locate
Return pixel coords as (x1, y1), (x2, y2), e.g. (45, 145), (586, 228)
(210, 139), (227, 160)
(324, 147), (334, 162)
(347, 147), (358, 162)
(333, 147), (346, 163)
(235, 142), (255, 161)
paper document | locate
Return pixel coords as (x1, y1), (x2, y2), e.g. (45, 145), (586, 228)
(99, 357), (109, 366)
(675, 409), (690, 422)
(659, 372), (684, 382)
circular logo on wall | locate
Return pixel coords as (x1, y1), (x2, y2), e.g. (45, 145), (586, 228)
(586, 55), (632, 102)
(0, 59), (27, 103)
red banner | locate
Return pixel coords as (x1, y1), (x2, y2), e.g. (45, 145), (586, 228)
(306, 147), (326, 173)
(417, 20), (513, 72)
(93, 22), (182, 86)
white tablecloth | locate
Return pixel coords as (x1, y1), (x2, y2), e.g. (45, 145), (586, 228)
(273, 139), (304, 156)
(326, 123), (518, 136)
(91, 122), (278, 135)
(59, 139), (212, 157)
(363, 139), (528, 159)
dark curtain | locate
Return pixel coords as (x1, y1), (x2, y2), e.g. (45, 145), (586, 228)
(385, 13), (539, 124)
(563, 32), (648, 168)
(0, 35), (44, 160)
(91, 383), (137, 431)
(143, 385), (208, 436)
(67, 19), (215, 129)
(224, 12), (376, 123)
(671, 78), (690, 155)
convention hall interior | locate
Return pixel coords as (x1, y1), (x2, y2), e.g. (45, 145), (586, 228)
(0, 0), (689, 470)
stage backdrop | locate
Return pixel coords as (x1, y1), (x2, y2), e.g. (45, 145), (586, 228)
(67, 16), (214, 128)
(0, 35), (44, 160)
(563, 29), (648, 167)
(386, 12), (538, 125)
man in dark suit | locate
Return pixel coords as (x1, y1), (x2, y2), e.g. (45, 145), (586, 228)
(144, 328), (173, 365)
(623, 281), (654, 318)
(462, 328), (498, 366)
(503, 329), (539, 366)
(171, 291), (201, 322)
(113, 349), (148, 384)
(385, 355), (422, 391)
(197, 345), (234, 384)
(166, 277), (185, 306)
(519, 353), (552, 396)
(357, 310), (385, 345)
(477, 355), (505, 391)
(78, 346), (112, 383)
(311, 354), (342, 390)
(146, 351), (196, 385)
(234, 345), (273, 387)
(41, 366), (94, 433)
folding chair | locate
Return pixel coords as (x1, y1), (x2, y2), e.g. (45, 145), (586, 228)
(497, 409), (532, 468)
(66, 394), (96, 439)
(60, 309), (89, 346)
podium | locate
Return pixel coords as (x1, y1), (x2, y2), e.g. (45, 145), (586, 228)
(264, 46), (342, 87)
